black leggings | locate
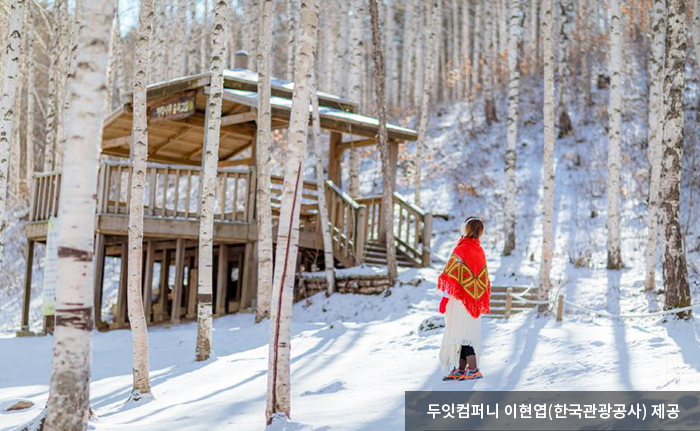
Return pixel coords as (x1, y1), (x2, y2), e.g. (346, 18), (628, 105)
(460, 345), (475, 359)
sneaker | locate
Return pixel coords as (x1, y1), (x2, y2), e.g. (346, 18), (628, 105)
(442, 368), (466, 381)
(460, 368), (483, 380)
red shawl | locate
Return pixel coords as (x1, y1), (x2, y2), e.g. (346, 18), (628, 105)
(437, 237), (491, 318)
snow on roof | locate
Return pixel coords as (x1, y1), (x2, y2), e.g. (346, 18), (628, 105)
(300, 265), (389, 281)
(222, 88), (418, 139)
(223, 69), (356, 107)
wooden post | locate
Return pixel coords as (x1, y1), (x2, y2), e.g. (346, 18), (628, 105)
(93, 234), (106, 329)
(157, 248), (170, 322)
(20, 240), (35, 333)
(116, 242), (128, 327)
(355, 206), (367, 265)
(171, 238), (185, 323)
(143, 240), (155, 324)
(240, 241), (257, 310)
(505, 287), (513, 319)
(328, 131), (342, 186)
(215, 243), (228, 316)
(186, 255), (198, 319)
(556, 293), (565, 322)
(421, 213), (433, 267)
(388, 140), (399, 188)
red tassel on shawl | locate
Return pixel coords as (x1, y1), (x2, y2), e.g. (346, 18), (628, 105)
(437, 237), (491, 318)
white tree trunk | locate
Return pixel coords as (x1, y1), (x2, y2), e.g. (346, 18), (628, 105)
(196, 0), (228, 362)
(471, 0), (482, 96)
(606, 0), (623, 269)
(644, 0), (666, 291)
(528, 0), (538, 71)
(311, 70), (336, 293)
(0, 0), (26, 262)
(412, 0), (424, 108)
(200, 0), (209, 74)
(693, 0), (700, 68)
(484, 0), (498, 124)
(347, 0), (365, 198)
(385, 0), (398, 108)
(266, 0), (318, 423)
(660, 0), (691, 318)
(556, 0), (574, 137)
(400, 0), (414, 107)
(24, 7), (35, 188)
(43, 0), (62, 171)
(53, 0), (70, 171)
(369, 0), (397, 283)
(115, 1), (127, 101)
(152, 0), (166, 82)
(414, 0), (439, 208)
(174, 0), (187, 78)
(461, 0), (471, 98)
(256, 0), (274, 322)
(538, 0), (554, 308)
(503, 0), (522, 256)
(126, 0), (154, 399)
(451, 0), (461, 99)
(286, 0), (300, 80)
(43, 0), (113, 429)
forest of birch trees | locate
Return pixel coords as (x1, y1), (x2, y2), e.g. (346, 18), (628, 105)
(1, 0), (699, 428)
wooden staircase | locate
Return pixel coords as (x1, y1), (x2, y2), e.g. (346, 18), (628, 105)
(485, 286), (537, 318)
(363, 241), (419, 267)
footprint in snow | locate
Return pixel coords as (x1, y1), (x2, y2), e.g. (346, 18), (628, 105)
(300, 379), (347, 396)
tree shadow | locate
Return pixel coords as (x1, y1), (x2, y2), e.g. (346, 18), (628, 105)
(607, 270), (633, 390)
(497, 314), (546, 391)
(666, 321), (700, 373)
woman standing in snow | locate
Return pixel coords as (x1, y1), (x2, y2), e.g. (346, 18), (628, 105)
(438, 217), (491, 381)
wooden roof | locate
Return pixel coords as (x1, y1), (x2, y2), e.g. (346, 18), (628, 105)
(102, 70), (418, 166)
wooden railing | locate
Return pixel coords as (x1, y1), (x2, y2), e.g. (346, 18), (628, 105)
(28, 163), (431, 268)
(29, 170), (62, 222)
(357, 192), (432, 267)
(30, 161), (255, 223)
(325, 180), (367, 267)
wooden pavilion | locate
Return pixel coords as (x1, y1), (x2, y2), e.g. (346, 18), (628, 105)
(21, 55), (431, 331)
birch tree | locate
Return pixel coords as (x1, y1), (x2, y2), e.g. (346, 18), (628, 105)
(256, 0), (274, 322)
(414, 0), (439, 207)
(43, 0), (63, 171)
(125, 0), (154, 400)
(483, 0), (498, 124)
(0, 0), (26, 263)
(266, 0), (318, 423)
(44, 0), (113, 429)
(471, 0), (482, 96)
(527, 0), (538, 71)
(347, 0), (365, 198)
(311, 70), (336, 293)
(461, 0), (471, 98)
(556, 0), (573, 137)
(24, 6), (35, 188)
(660, 0), (691, 319)
(196, 0), (228, 362)
(400, 0), (414, 107)
(503, 0), (522, 256)
(606, 0), (623, 269)
(538, 0), (554, 310)
(286, 0), (300, 80)
(385, 0), (398, 108)
(369, 0), (397, 283)
(644, 0), (666, 291)
(693, 0), (700, 68)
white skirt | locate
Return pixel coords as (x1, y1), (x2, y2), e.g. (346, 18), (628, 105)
(439, 298), (482, 371)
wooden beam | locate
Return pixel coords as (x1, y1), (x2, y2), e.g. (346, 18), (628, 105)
(93, 234), (106, 329)
(220, 110), (256, 127)
(186, 255), (198, 319)
(218, 157), (253, 167)
(116, 242), (128, 326)
(215, 244), (228, 316)
(143, 240), (155, 324)
(103, 135), (131, 150)
(151, 125), (194, 155)
(239, 242), (257, 310)
(337, 138), (377, 153)
(328, 132), (342, 186)
(20, 241), (35, 332)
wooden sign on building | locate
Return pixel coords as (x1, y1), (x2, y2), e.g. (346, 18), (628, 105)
(149, 91), (196, 123)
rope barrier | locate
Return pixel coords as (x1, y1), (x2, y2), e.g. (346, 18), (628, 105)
(562, 298), (700, 319)
(509, 283), (558, 305)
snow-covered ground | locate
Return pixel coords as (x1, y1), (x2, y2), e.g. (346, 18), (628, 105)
(2, 264), (699, 431)
(2, 65), (700, 430)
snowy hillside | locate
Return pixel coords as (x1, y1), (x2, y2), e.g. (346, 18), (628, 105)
(2, 75), (700, 430)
